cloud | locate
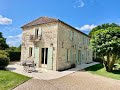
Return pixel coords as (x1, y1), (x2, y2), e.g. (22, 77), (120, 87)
(0, 15), (12, 25)
(76, 24), (97, 31)
(7, 34), (22, 47)
(73, 0), (85, 8)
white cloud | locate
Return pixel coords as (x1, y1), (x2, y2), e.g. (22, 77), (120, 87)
(0, 15), (12, 25)
(76, 24), (97, 31)
(73, 0), (85, 8)
(7, 34), (22, 47)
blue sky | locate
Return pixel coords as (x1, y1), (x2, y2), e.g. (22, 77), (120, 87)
(0, 0), (120, 46)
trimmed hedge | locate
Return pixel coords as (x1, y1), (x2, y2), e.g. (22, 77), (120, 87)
(93, 57), (103, 63)
(0, 54), (10, 69)
(8, 52), (21, 61)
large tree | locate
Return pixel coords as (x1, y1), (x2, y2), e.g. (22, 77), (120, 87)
(0, 32), (9, 50)
(89, 23), (120, 37)
(90, 27), (120, 72)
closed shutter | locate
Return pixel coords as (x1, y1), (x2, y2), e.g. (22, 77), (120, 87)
(70, 49), (72, 63)
(47, 48), (53, 70)
(76, 50), (78, 64)
(39, 28), (42, 36)
(70, 31), (72, 40)
(35, 47), (39, 64)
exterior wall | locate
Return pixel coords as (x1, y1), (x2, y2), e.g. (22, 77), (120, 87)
(21, 22), (58, 71)
(57, 22), (93, 70)
(21, 21), (93, 71)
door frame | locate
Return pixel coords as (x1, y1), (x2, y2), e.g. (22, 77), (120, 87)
(41, 48), (48, 68)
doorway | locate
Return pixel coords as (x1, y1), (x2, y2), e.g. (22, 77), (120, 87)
(41, 48), (48, 68)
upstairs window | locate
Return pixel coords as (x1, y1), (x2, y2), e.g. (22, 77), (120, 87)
(35, 28), (39, 38)
(83, 36), (84, 44)
(70, 31), (74, 41)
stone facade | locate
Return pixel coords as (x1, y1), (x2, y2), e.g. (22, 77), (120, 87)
(57, 22), (92, 70)
(21, 17), (93, 71)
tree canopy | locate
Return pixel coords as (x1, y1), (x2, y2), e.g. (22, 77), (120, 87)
(0, 32), (9, 50)
(90, 27), (120, 71)
(89, 23), (120, 37)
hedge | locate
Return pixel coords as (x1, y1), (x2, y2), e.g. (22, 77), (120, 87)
(0, 54), (10, 69)
(8, 52), (21, 61)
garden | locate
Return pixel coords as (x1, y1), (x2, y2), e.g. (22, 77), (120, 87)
(0, 32), (30, 90)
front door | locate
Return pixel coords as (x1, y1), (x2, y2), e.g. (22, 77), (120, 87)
(41, 48), (48, 68)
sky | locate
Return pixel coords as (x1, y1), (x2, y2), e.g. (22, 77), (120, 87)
(0, 0), (120, 47)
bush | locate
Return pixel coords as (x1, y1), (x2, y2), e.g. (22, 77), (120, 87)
(116, 58), (120, 64)
(71, 63), (76, 68)
(0, 54), (10, 69)
(0, 50), (9, 57)
(93, 57), (103, 63)
(8, 52), (21, 61)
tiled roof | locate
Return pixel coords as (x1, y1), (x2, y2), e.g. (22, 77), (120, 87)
(21, 17), (59, 28)
(21, 16), (90, 37)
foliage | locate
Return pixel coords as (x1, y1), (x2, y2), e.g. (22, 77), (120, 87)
(0, 32), (9, 50)
(0, 70), (30, 90)
(89, 23), (120, 37)
(0, 54), (10, 69)
(90, 27), (120, 71)
(93, 57), (103, 63)
(8, 52), (21, 61)
(6, 46), (21, 61)
(6, 46), (21, 52)
(0, 50), (9, 57)
(85, 64), (120, 80)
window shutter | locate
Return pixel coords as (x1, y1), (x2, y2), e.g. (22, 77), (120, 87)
(39, 28), (42, 36)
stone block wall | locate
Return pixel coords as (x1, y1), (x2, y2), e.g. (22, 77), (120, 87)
(57, 22), (93, 70)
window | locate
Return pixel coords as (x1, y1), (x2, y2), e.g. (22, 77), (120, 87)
(29, 47), (32, 57)
(83, 36), (84, 44)
(35, 28), (39, 38)
(67, 49), (69, 62)
(72, 32), (74, 41)
(70, 31), (74, 41)
(62, 42), (64, 48)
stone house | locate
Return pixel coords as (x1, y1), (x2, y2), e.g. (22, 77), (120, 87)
(21, 17), (93, 71)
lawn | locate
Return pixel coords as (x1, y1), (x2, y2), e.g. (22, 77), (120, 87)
(0, 70), (30, 90)
(85, 64), (120, 80)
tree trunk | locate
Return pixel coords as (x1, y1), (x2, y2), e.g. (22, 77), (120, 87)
(107, 54), (116, 72)
(103, 54), (117, 72)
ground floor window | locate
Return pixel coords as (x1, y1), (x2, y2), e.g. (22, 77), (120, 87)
(66, 49), (69, 62)
(29, 47), (33, 57)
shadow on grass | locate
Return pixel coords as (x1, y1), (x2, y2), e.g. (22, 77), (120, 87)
(111, 70), (120, 74)
(85, 64), (104, 71)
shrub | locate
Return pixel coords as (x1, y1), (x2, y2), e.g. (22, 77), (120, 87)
(0, 54), (10, 69)
(0, 50), (9, 57)
(71, 63), (76, 68)
(93, 57), (103, 63)
(8, 52), (21, 61)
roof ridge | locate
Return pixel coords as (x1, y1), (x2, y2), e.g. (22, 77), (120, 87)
(21, 16), (58, 28)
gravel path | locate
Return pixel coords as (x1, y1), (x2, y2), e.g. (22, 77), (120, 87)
(13, 71), (120, 90)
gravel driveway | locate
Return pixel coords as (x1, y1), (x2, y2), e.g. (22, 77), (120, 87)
(13, 71), (120, 90)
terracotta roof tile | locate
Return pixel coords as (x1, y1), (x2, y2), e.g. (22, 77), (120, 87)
(21, 17), (59, 28)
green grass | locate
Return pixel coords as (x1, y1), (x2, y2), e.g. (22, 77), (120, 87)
(0, 70), (30, 90)
(85, 64), (120, 80)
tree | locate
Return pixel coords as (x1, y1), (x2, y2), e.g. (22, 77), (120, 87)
(89, 23), (120, 37)
(90, 27), (120, 72)
(7, 46), (21, 52)
(0, 32), (9, 50)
